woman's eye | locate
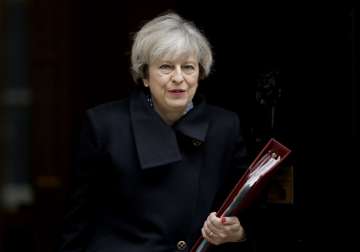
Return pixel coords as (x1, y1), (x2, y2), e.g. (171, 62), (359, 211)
(182, 65), (195, 73)
(159, 64), (173, 72)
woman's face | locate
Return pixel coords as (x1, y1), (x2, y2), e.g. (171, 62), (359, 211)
(143, 54), (199, 114)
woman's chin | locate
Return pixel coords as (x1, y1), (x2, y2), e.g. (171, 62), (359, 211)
(166, 101), (188, 111)
(166, 98), (188, 108)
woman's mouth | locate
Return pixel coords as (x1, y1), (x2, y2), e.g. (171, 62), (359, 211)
(168, 89), (186, 96)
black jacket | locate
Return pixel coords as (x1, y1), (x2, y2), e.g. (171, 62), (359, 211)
(60, 89), (250, 252)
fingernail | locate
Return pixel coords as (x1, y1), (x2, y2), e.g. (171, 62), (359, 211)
(221, 217), (226, 224)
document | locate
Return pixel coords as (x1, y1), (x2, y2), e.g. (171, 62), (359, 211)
(191, 138), (291, 252)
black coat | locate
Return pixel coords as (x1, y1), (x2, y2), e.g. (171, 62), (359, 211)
(60, 89), (251, 252)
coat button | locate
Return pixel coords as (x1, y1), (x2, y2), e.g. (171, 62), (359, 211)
(177, 240), (187, 250)
(192, 139), (202, 147)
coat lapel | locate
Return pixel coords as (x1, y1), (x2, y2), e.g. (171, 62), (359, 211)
(130, 89), (209, 170)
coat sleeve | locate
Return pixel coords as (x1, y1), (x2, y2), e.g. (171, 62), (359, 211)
(215, 113), (249, 205)
(213, 113), (257, 252)
(58, 111), (103, 252)
(228, 113), (249, 183)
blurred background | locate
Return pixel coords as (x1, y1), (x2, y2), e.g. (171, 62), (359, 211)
(0, 1), (357, 251)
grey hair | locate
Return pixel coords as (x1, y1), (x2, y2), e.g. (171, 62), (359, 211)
(131, 12), (213, 83)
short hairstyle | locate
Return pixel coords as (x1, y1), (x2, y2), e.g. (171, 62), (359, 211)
(131, 12), (213, 83)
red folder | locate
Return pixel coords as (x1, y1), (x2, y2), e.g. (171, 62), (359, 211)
(191, 138), (291, 252)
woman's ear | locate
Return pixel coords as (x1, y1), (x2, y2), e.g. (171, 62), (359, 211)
(143, 79), (149, 87)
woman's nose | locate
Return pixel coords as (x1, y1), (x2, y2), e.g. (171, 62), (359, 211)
(171, 67), (184, 83)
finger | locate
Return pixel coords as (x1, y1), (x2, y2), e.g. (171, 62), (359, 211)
(205, 217), (219, 234)
(221, 216), (240, 226)
(201, 227), (209, 239)
(204, 220), (220, 239)
(205, 217), (228, 241)
(203, 228), (223, 245)
(222, 219), (243, 235)
(207, 212), (223, 230)
(202, 227), (218, 245)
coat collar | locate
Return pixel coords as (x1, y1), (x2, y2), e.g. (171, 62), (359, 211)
(130, 88), (209, 170)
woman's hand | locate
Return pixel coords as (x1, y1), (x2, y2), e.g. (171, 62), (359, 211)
(201, 212), (246, 245)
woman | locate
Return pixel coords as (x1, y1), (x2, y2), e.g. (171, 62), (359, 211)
(60, 12), (251, 252)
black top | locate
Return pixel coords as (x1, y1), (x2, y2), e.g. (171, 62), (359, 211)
(59, 89), (251, 252)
